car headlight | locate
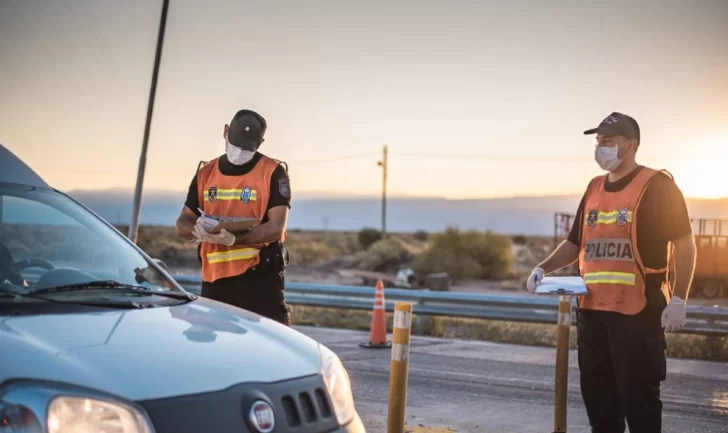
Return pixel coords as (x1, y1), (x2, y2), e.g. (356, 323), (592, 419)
(318, 343), (355, 426)
(0, 381), (156, 433)
(47, 396), (153, 433)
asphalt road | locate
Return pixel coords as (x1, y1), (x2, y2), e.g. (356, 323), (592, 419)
(296, 326), (728, 433)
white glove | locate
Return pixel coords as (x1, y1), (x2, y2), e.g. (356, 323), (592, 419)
(661, 295), (686, 332)
(192, 222), (235, 246)
(196, 214), (219, 232)
(526, 267), (545, 293)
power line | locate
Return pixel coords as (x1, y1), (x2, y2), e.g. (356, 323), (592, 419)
(393, 151), (589, 162)
(391, 151), (700, 163)
(289, 152), (380, 166)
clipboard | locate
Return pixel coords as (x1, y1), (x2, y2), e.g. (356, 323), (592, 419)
(198, 208), (259, 233)
(535, 276), (588, 296)
(208, 218), (259, 234)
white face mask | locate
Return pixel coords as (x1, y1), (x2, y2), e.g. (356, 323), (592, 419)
(594, 143), (626, 171)
(225, 139), (255, 165)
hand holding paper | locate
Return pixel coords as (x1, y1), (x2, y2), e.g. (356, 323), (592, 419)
(192, 220), (235, 246)
(197, 214), (219, 232)
(196, 208), (258, 234)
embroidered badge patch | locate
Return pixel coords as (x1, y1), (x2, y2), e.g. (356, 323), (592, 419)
(278, 177), (290, 198)
(240, 186), (253, 203)
(587, 209), (598, 227)
(207, 186), (217, 202)
(617, 207), (629, 225)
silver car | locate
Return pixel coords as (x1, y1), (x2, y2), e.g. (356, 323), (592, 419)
(0, 143), (366, 433)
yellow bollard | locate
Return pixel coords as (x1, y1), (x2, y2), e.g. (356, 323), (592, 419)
(553, 295), (573, 433)
(387, 302), (413, 433)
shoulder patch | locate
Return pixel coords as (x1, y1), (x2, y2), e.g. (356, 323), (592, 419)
(278, 177), (290, 198)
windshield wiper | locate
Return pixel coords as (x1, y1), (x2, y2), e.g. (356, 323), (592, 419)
(31, 280), (196, 300)
(0, 285), (41, 299)
(0, 283), (192, 309)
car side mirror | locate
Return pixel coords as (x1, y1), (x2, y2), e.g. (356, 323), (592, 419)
(152, 258), (168, 269)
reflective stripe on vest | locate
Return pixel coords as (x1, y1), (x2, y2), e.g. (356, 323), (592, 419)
(587, 210), (634, 225)
(577, 167), (666, 315)
(204, 188), (258, 202)
(206, 247), (260, 264)
(583, 271), (636, 285)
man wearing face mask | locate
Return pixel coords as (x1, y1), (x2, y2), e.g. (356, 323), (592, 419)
(175, 109), (292, 326)
(525, 112), (696, 433)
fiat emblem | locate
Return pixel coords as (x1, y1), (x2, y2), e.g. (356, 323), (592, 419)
(248, 400), (275, 433)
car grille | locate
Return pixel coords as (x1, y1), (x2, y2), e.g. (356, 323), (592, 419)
(281, 386), (334, 427)
(138, 374), (341, 433)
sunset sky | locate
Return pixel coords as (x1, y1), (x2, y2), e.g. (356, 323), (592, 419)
(1, 0), (726, 199)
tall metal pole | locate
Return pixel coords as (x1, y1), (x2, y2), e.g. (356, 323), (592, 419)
(377, 145), (388, 237)
(128, 0), (170, 243)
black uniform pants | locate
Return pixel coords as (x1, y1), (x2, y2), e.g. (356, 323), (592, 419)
(576, 304), (667, 433)
(201, 268), (291, 326)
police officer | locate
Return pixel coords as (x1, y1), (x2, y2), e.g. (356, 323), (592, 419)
(526, 112), (697, 433)
(175, 109), (292, 325)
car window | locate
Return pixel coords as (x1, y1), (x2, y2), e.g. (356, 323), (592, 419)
(0, 186), (182, 296)
(0, 196), (117, 275)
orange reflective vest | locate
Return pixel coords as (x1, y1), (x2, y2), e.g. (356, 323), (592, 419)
(577, 166), (673, 315)
(196, 155), (286, 283)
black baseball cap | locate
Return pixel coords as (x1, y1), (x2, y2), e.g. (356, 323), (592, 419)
(583, 112), (640, 144)
(227, 109), (267, 151)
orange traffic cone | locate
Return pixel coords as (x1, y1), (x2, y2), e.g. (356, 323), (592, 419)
(360, 280), (391, 349)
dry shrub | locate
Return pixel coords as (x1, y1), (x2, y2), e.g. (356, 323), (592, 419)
(122, 225), (199, 268)
(415, 227), (513, 280)
(287, 241), (340, 266)
(358, 228), (383, 249)
(345, 238), (413, 272)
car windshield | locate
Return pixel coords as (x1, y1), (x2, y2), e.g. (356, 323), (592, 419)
(0, 184), (185, 299)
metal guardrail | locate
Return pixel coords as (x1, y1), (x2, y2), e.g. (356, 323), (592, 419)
(171, 275), (728, 337)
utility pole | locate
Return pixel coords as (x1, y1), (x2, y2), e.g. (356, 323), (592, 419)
(377, 145), (388, 237)
(128, 0), (170, 243)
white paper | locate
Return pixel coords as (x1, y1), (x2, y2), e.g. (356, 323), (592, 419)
(535, 276), (588, 295)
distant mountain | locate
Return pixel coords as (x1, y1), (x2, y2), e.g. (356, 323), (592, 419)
(65, 188), (728, 236)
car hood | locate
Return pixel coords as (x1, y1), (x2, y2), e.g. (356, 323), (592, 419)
(0, 298), (324, 401)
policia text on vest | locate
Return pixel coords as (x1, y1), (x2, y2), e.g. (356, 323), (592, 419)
(525, 112), (697, 433)
(175, 109), (293, 326)
(583, 238), (634, 262)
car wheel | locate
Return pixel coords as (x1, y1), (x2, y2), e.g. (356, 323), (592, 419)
(700, 279), (724, 299)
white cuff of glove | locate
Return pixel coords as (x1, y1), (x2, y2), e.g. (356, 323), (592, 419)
(669, 295), (685, 304)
